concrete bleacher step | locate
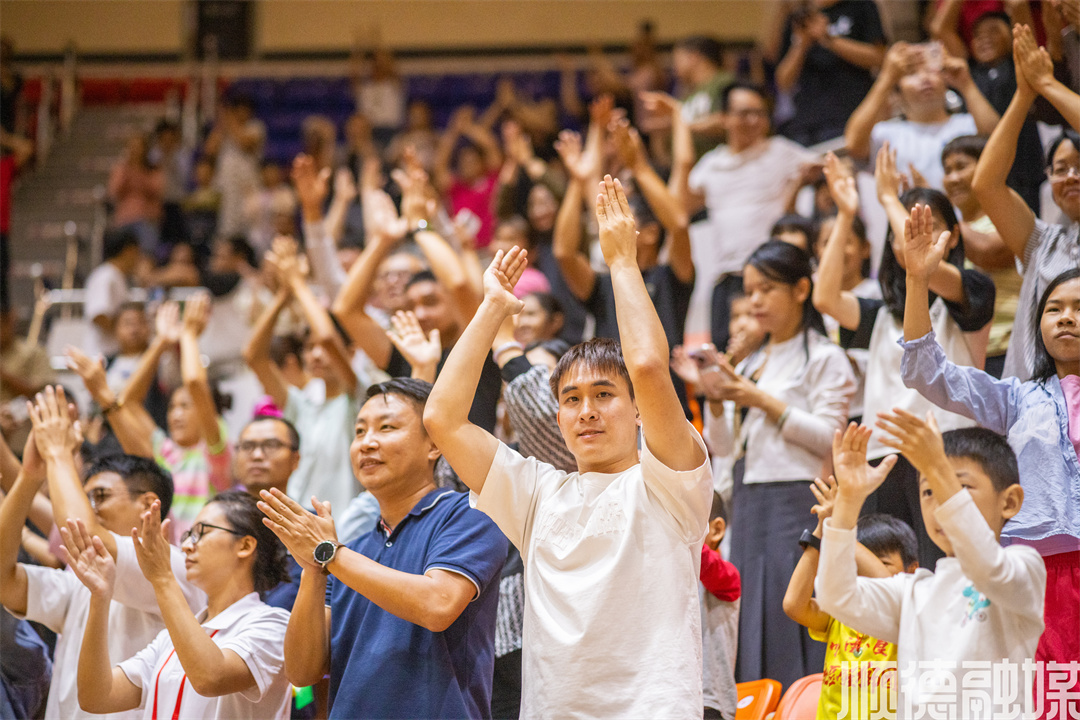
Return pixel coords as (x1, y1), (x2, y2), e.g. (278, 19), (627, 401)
(8, 103), (166, 319)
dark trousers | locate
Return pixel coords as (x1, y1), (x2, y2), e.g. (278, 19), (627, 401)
(491, 649), (522, 720)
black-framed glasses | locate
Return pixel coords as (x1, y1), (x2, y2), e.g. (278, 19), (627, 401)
(1046, 164), (1080, 182)
(236, 439), (296, 455)
(180, 522), (246, 546)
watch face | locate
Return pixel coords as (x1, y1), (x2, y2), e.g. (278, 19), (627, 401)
(313, 541), (336, 564)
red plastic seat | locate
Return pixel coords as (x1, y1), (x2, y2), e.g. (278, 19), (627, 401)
(773, 672), (823, 719)
(735, 678), (782, 720)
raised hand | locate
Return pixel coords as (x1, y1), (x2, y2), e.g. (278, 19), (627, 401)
(810, 475), (839, 533)
(181, 291), (212, 337)
(291, 153), (331, 211)
(387, 310), (442, 374)
(588, 93), (615, 131)
(482, 246), (528, 316)
(155, 300), (182, 344)
(670, 346), (702, 386)
(554, 130), (592, 182)
(880, 42), (915, 84)
(131, 501), (176, 586)
(638, 90), (681, 117)
(710, 356), (765, 407)
(363, 187), (408, 243)
(28, 386), (78, 462)
(1013, 24), (1055, 94)
(823, 152), (859, 217)
(903, 203), (950, 284)
(66, 347), (111, 404)
(609, 117), (647, 170)
(831, 423), (897, 504)
(58, 518), (116, 600)
(874, 142), (903, 204)
(258, 487), (337, 573)
(333, 166), (358, 206)
(595, 175), (638, 267)
(266, 235), (306, 288)
(876, 409), (948, 482)
(941, 51), (974, 91)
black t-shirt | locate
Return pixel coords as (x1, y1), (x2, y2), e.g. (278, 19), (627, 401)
(585, 264), (694, 349)
(971, 57), (1045, 186)
(386, 345), (502, 433)
(839, 269), (996, 350)
(532, 242), (590, 345)
(778, 0), (885, 135)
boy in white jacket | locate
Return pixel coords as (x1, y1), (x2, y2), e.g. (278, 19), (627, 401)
(816, 416), (1046, 719)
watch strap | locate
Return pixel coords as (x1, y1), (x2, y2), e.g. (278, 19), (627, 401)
(798, 528), (821, 552)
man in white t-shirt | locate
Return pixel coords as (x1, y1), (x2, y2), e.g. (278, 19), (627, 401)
(0, 389), (204, 720)
(685, 81), (818, 343)
(425, 177), (713, 717)
(84, 228), (141, 359)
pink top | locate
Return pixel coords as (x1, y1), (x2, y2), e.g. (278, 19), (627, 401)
(1061, 374), (1080, 463)
(513, 267), (551, 298)
(447, 171), (499, 247)
(108, 161), (165, 226)
(152, 419), (232, 540)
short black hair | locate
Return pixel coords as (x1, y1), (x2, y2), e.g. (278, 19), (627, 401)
(207, 490), (289, 594)
(941, 427), (1020, 493)
(224, 235), (258, 269)
(365, 377), (434, 413)
(1047, 129), (1080, 171)
(84, 454), (174, 519)
(1031, 268), (1080, 383)
(674, 35), (723, 67)
(114, 301), (147, 320)
(971, 10), (1012, 33)
(243, 415), (300, 451)
(720, 81), (771, 114)
(269, 334), (305, 368)
(858, 513), (918, 569)
(941, 134), (987, 165)
(103, 228), (140, 261)
(771, 214), (816, 246)
(549, 337), (634, 401)
(710, 492), (728, 524)
(405, 269), (439, 291)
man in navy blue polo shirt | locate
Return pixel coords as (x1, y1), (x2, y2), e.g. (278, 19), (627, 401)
(258, 378), (508, 720)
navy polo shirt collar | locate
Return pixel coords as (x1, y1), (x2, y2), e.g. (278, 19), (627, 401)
(378, 488), (457, 540)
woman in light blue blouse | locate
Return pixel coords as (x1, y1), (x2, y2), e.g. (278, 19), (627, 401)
(897, 203), (1079, 711)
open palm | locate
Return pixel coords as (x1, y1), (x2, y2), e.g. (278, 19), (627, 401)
(832, 423), (896, 501)
(903, 204), (949, 283)
(483, 247), (527, 315)
(58, 519), (116, 600)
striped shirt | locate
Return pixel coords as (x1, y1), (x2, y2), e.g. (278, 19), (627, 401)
(152, 419), (232, 539)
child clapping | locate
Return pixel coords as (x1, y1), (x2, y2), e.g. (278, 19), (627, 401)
(815, 418), (1046, 719)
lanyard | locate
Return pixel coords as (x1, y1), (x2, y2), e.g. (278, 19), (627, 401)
(151, 629), (220, 720)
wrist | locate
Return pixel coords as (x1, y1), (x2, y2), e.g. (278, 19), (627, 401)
(300, 203), (324, 224)
(831, 497), (864, 530)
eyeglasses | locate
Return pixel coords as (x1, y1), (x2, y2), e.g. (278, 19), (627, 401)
(729, 108), (769, 120)
(236, 439), (296, 455)
(180, 522), (246, 546)
(1046, 165), (1080, 182)
(88, 486), (149, 511)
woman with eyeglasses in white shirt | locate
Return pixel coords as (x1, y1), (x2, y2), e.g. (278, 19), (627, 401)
(58, 490), (293, 720)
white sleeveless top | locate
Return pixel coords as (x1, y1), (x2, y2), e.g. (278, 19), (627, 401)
(863, 298), (982, 460)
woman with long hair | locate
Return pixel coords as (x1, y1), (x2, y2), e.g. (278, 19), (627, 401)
(705, 239), (855, 688)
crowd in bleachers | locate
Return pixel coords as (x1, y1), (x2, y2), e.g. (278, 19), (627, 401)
(1, 2), (1080, 718)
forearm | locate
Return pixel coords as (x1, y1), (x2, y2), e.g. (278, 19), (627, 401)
(289, 276), (338, 347)
(844, 76), (892, 159)
(631, 158), (688, 232)
(180, 331), (222, 447)
(930, 0), (968, 58)
(304, 219), (347, 297)
(783, 548), (822, 625)
(153, 577), (238, 696)
(0, 473), (36, 613)
(775, 42), (809, 92)
(973, 90), (1032, 192)
(414, 230), (478, 311)
(0, 371), (43, 399)
(926, 262), (964, 304)
(903, 275), (934, 342)
(428, 301), (506, 430)
(120, 337), (171, 407)
(105, 404), (157, 459)
(958, 82), (1001, 135)
(45, 455), (111, 551)
(824, 37), (885, 70)
(332, 237), (393, 318)
(243, 289), (290, 365)
(329, 550), (464, 632)
(609, 260), (668, 373)
(77, 596), (119, 713)
(20, 527), (61, 568)
(812, 212), (854, 319)
(284, 569), (330, 687)
(1037, 78), (1080, 130)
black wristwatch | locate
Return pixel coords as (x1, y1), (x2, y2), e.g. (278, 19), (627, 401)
(798, 529), (821, 552)
(313, 540), (343, 573)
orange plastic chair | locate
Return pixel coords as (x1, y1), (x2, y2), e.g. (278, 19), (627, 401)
(734, 678), (782, 720)
(773, 673), (824, 720)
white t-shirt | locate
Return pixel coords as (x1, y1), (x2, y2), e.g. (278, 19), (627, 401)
(283, 385), (360, 513)
(19, 536), (206, 720)
(817, 490), (1046, 719)
(117, 592), (290, 720)
(869, 113), (977, 191)
(473, 426), (713, 718)
(84, 262), (129, 358)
